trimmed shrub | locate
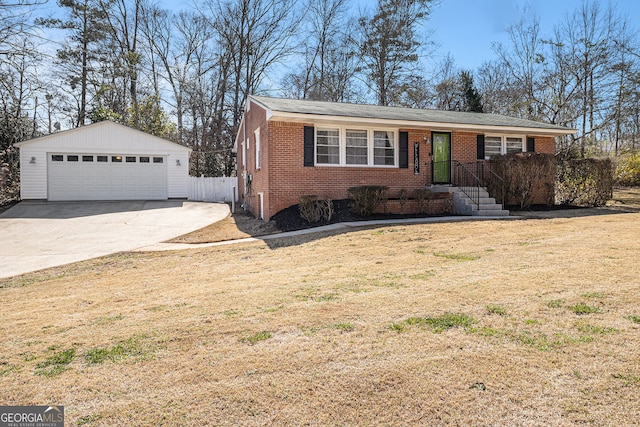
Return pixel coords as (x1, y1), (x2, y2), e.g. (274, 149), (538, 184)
(615, 151), (640, 187)
(347, 185), (388, 216)
(413, 188), (435, 213)
(398, 188), (409, 212)
(490, 153), (556, 209)
(298, 195), (334, 223)
(556, 158), (613, 206)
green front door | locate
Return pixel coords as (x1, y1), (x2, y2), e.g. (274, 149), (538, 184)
(432, 132), (451, 183)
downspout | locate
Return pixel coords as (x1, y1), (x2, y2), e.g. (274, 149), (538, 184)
(242, 100), (248, 210)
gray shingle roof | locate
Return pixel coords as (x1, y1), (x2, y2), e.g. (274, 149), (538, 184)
(250, 95), (574, 132)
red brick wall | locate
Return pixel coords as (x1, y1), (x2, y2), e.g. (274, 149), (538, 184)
(532, 166), (556, 205)
(237, 103), (560, 218)
(452, 131), (478, 163)
(534, 136), (555, 154)
(262, 123), (444, 219)
(529, 136), (556, 205)
(237, 101), (269, 218)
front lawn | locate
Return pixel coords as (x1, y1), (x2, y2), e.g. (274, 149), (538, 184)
(1, 196), (639, 425)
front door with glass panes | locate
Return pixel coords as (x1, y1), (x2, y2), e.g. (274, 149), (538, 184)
(432, 132), (451, 184)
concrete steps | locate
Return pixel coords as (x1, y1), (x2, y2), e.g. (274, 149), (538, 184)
(430, 185), (509, 217)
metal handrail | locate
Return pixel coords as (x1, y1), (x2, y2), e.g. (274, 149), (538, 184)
(457, 161), (506, 209)
(452, 161), (481, 210)
(431, 160), (506, 211)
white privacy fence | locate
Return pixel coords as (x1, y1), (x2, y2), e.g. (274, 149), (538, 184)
(188, 176), (238, 202)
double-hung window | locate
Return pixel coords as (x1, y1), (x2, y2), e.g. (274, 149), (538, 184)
(374, 131), (395, 165)
(315, 127), (397, 167)
(316, 128), (340, 165)
(346, 129), (368, 165)
(506, 137), (524, 154)
(484, 135), (525, 159)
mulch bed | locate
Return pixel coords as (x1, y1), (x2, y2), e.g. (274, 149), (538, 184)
(271, 199), (449, 232)
(271, 199), (594, 232)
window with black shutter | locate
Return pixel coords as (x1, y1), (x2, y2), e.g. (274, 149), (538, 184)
(527, 137), (535, 152)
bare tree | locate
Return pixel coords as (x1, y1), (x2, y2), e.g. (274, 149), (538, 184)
(431, 53), (461, 110)
(357, 0), (435, 106)
(97, 0), (143, 126)
(555, 1), (621, 156)
(0, 0), (45, 55)
(192, 0), (298, 175)
(283, 0), (358, 102)
(140, 7), (213, 143)
(492, 13), (546, 120)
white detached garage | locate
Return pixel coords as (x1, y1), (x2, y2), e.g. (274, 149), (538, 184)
(16, 121), (191, 201)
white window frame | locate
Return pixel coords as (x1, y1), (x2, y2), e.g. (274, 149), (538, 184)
(484, 135), (525, 160)
(314, 126), (398, 168)
(254, 127), (261, 170)
(345, 127), (369, 166)
(373, 129), (396, 166)
(315, 127), (341, 165)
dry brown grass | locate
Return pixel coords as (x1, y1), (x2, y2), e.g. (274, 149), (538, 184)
(169, 188), (640, 244)
(1, 190), (640, 426)
(166, 210), (280, 243)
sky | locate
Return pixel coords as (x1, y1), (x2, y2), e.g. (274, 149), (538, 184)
(33, 0), (640, 80)
(428, 0), (640, 70)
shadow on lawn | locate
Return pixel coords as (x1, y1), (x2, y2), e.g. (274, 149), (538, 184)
(512, 204), (640, 219)
(239, 189), (640, 249)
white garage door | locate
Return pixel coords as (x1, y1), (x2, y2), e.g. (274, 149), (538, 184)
(47, 153), (168, 201)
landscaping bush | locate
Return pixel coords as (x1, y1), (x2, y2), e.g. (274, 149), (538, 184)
(298, 195), (334, 223)
(412, 188), (435, 213)
(398, 188), (409, 212)
(615, 151), (640, 187)
(0, 147), (20, 207)
(347, 185), (388, 216)
(556, 157), (613, 206)
(490, 153), (556, 209)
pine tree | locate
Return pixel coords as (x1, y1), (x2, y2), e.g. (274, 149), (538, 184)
(358, 0), (434, 106)
(460, 71), (483, 113)
(38, 0), (108, 127)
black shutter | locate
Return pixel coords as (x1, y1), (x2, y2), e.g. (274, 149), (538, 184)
(304, 126), (314, 167)
(527, 137), (535, 152)
(399, 131), (409, 168)
(476, 134), (485, 160)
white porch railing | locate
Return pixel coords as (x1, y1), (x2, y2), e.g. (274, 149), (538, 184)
(188, 176), (238, 202)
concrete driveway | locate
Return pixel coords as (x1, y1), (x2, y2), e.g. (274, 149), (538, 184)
(0, 201), (230, 279)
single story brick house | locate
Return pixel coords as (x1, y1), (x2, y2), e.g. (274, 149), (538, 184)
(235, 96), (575, 219)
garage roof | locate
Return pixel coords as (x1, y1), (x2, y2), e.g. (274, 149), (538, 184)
(16, 120), (191, 151)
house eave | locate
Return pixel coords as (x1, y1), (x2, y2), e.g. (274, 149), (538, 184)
(268, 112), (576, 137)
(248, 96), (273, 120)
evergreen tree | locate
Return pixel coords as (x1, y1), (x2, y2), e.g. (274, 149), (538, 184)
(38, 0), (108, 127)
(460, 71), (483, 113)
